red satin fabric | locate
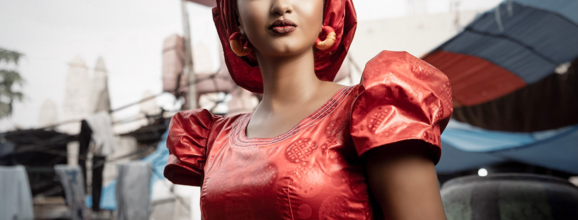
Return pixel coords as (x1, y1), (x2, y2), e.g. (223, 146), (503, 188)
(212, 0), (357, 93)
(164, 51), (453, 220)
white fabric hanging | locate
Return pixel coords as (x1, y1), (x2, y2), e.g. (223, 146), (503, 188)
(85, 111), (115, 156)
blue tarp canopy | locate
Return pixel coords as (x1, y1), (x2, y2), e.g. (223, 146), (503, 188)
(423, 0), (578, 132)
(425, 0), (578, 174)
(437, 119), (578, 174)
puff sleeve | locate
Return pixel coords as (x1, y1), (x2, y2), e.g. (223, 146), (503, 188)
(164, 109), (221, 186)
(351, 51), (453, 164)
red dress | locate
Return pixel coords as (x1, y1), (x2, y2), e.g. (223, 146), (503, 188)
(164, 51), (453, 220)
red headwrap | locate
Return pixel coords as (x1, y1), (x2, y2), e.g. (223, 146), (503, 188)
(212, 0), (357, 93)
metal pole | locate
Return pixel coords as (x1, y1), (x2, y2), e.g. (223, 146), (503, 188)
(181, 3), (203, 219)
(181, 0), (197, 109)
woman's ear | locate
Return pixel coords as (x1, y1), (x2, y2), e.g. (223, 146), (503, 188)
(238, 24), (246, 36)
(235, 4), (245, 36)
(237, 15), (247, 37)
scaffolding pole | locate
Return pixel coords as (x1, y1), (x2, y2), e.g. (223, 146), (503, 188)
(181, 0), (197, 109)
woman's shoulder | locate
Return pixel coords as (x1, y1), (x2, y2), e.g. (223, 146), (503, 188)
(168, 109), (245, 141)
(170, 109), (244, 128)
(350, 50), (452, 110)
(354, 50), (452, 111)
(360, 50), (448, 86)
(164, 109), (246, 186)
(348, 50), (453, 163)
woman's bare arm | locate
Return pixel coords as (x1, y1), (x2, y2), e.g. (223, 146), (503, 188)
(365, 140), (447, 220)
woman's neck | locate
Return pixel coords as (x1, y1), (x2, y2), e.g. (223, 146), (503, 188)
(255, 49), (324, 112)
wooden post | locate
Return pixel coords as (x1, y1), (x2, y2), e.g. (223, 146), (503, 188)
(181, 0), (197, 109)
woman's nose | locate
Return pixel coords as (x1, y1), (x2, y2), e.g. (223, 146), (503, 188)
(270, 0), (293, 16)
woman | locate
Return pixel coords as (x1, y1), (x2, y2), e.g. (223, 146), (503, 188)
(164, 0), (452, 219)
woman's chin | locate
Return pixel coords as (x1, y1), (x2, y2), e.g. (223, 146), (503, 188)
(259, 44), (314, 58)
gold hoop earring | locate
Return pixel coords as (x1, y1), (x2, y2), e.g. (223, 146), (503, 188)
(315, 26), (336, 51)
(229, 32), (253, 57)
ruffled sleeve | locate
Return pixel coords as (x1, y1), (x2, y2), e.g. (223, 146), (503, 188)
(164, 109), (221, 186)
(351, 51), (453, 164)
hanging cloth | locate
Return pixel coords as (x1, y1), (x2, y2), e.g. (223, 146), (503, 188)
(55, 165), (87, 220)
(0, 165), (34, 220)
(85, 111), (115, 157)
(115, 161), (153, 220)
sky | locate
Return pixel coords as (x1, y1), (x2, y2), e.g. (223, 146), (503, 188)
(0, 0), (502, 131)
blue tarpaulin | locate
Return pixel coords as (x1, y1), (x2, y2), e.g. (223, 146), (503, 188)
(437, 119), (578, 174)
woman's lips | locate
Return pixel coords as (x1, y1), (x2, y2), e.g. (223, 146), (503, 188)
(269, 19), (297, 34)
(271, 26), (297, 34)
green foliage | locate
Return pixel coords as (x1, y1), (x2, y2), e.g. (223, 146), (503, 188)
(0, 48), (23, 64)
(0, 48), (25, 119)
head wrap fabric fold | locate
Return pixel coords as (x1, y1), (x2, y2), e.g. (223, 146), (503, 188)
(212, 0), (357, 93)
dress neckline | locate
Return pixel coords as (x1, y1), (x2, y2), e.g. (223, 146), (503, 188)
(230, 85), (356, 147)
